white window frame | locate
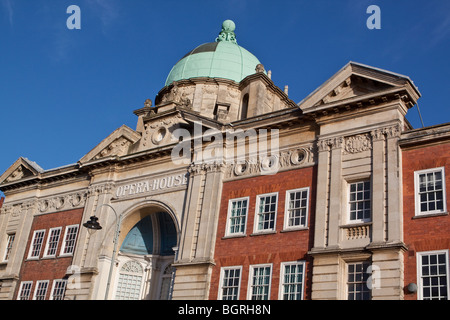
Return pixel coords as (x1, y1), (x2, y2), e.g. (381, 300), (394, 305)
(346, 261), (372, 300)
(114, 259), (145, 300)
(414, 167), (447, 216)
(27, 229), (46, 259)
(33, 280), (49, 300)
(225, 197), (250, 237)
(247, 263), (273, 300)
(284, 187), (309, 230)
(218, 266), (242, 300)
(17, 281), (33, 300)
(60, 224), (79, 257)
(3, 233), (15, 262)
(416, 250), (449, 300)
(279, 261), (306, 300)
(254, 192), (278, 234)
(43, 227), (62, 258)
(347, 180), (371, 223)
(50, 279), (67, 300)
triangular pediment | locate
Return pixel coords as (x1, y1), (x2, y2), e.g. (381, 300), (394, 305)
(0, 157), (44, 185)
(312, 74), (393, 107)
(79, 125), (141, 164)
(299, 61), (421, 113)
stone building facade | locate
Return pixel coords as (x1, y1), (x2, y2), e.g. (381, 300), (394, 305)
(0, 20), (448, 300)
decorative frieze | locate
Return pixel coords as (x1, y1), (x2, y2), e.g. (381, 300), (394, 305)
(224, 146), (314, 179)
(318, 124), (402, 155)
(0, 200), (36, 217)
(37, 191), (87, 214)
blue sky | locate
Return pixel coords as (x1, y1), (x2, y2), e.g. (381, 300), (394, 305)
(0, 0), (449, 194)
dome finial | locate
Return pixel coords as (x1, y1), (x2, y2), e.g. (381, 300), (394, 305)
(216, 19), (237, 44)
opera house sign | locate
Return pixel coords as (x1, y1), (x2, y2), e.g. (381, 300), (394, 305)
(115, 172), (188, 199)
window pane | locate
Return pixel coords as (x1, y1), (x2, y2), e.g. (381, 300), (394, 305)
(419, 252), (448, 300)
(347, 262), (371, 300)
(281, 262), (304, 300)
(221, 267), (241, 300)
(417, 169), (446, 214)
(349, 181), (371, 221)
(257, 195), (277, 231)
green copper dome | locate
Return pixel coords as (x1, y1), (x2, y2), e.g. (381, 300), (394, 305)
(165, 20), (262, 86)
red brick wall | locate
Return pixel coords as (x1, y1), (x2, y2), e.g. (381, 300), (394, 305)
(210, 166), (316, 300)
(15, 208), (84, 299)
(402, 142), (450, 300)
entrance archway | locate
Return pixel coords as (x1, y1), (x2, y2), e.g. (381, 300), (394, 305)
(112, 203), (179, 300)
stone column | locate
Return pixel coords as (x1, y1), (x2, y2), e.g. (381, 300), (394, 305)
(370, 129), (386, 244)
(312, 139), (331, 249)
(385, 124), (403, 243)
(66, 182), (114, 300)
(172, 162), (224, 300)
(327, 137), (344, 248)
(0, 200), (35, 300)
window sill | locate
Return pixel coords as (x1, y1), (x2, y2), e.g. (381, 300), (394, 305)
(280, 226), (309, 233)
(412, 211), (448, 219)
(25, 257), (40, 261)
(339, 221), (372, 228)
(41, 255), (57, 260)
(222, 234), (247, 240)
(250, 230), (277, 237)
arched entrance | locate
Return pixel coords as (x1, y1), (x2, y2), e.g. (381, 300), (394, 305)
(112, 204), (178, 300)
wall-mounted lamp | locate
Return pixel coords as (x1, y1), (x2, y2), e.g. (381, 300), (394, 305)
(83, 216), (102, 235)
(407, 283), (417, 293)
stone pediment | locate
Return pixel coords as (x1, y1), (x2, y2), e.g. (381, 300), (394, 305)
(0, 157), (44, 185)
(79, 125), (141, 164)
(299, 61), (421, 114)
(312, 74), (393, 106)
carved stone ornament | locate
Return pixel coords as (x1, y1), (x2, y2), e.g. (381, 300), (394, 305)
(225, 146), (314, 179)
(317, 137), (344, 152)
(161, 85), (193, 107)
(0, 200), (36, 217)
(343, 134), (372, 154)
(188, 162), (226, 175)
(93, 137), (132, 160)
(5, 166), (25, 182)
(37, 191), (87, 214)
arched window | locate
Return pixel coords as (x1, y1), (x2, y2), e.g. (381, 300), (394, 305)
(159, 264), (175, 300)
(241, 94), (249, 120)
(115, 260), (144, 300)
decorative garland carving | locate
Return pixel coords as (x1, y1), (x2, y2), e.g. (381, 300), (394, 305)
(37, 191), (87, 214)
(224, 146), (314, 179)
